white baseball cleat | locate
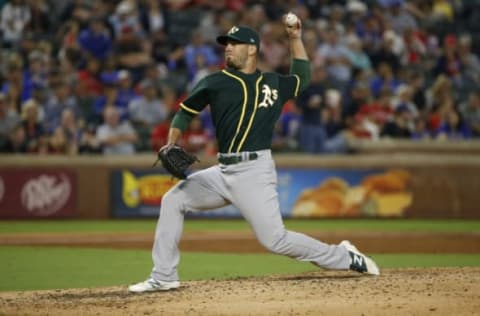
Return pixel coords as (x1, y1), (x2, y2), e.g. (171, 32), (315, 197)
(128, 278), (180, 293)
(340, 240), (380, 276)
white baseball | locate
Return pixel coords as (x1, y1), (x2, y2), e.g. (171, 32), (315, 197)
(285, 12), (298, 27)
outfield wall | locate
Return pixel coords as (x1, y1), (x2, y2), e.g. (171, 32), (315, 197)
(0, 151), (479, 219)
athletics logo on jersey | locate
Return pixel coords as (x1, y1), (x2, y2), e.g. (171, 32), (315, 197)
(258, 84), (278, 108)
(228, 26), (239, 35)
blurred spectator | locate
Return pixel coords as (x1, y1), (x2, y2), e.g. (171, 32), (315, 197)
(391, 84), (419, 118)
(326, 4), (346, 35)
(297, 66), (348, 154)
(77, 57), (103, 98)
(58, 20), (80, 55)
(139, 0), (165, 34)
(0, 93), (21, 143)
(27, 0), (50, 36)
(187, 53), (218, 92)
(24, 50), (50, 90)
(407, 71), (427, 113)
(353, 89), (394, 139)
(4, 78), (22, 115)
(55, 108), (83, 155)
(383, 0), (418, 35)
(369, 30), (402, 73)
(381, 105), (413, 138)
(370, 62), (402, 97)
(109, 1), (144, 39)
(318, 27), (352, 84)
(92, 70), (137, 122)
(20, 99), (46, 152)
(112, 3), (151, 74)
(460, 91), (480, 137)
(141, 62), (167, 91)
(426, 74), (453, 110)
(150, 112), (173, 152)
(59, 0), (94, 27)
(458, 34), (480, 84)
(434, 109), (472, 140)
(273, 105), (301, 152)
(431, 0), (455, 23)
(78, 17), (113, 60)
(182, 116), (212, 155)
(149, 86), (184, 152)
(401, 27), (426, 66)
(93, 82), (119, 124)
(356, 8), (384, 56)
(128, 79), (168, 127)
(259, 23), (288, 72)
(411, 118), (431, 140)
(48, 127), (72, 155)
(79, 124), (101, 154)
(0, 0), (31, 47)
(321, 89), (349, 150)
(96, 106), (137, 155)
(434, 34), (462, 78)
(241, 4), (268, 31)
(116, 70), (137, 116)
(128, 78), (168, 151)
(43, 82), (82, 133)
(428, 94), (456, 132)
(1, 56), (34, 104)
(98, 58), (118, 83)
(0, 123), (27, 153)
(344, 80), (371, 120)
(345, 35), (372, 72)
(168, 30), (219, 82)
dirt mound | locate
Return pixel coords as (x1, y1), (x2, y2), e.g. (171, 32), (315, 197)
(1, 267), (478, 316)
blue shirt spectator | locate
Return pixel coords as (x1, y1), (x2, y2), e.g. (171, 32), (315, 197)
(93, 70), (137, 121)
(78, 18), (113, 60)
(43, 83), (82, 133)
(434, 110), (472, 140)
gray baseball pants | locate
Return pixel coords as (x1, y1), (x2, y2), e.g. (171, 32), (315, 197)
(151, 150), (350, 282)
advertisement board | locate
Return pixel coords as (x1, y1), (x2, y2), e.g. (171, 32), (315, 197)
(0, 169), (76, 218)
(111, 170), (177, 217)
(112, 168), (413, 218)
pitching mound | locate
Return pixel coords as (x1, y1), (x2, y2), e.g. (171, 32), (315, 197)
(1, 267), (478, 315)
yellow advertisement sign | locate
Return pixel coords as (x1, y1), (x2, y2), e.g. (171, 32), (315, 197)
(122, 170), (178, 207)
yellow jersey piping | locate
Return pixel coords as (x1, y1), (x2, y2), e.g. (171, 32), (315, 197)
(293, 74), (300, 97)
(237, 75), (263, 152)
(179, 102), (200, 115)
(222, 69), (248, 153)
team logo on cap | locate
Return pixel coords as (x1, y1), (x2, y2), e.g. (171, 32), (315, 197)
(228, 26), (239, 35)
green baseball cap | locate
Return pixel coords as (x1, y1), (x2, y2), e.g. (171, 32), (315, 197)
(216, 26), (260, 50)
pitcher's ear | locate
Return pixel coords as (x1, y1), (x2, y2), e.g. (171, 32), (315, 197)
(248, 44), (258, 56)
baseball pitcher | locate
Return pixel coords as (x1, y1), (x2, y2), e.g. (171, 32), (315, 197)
(129, 14), (380, 293)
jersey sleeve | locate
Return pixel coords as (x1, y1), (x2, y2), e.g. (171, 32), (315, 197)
(278, 74), (301, 101)
(179, 77), (210, 115)
(279, 59), (311, 101)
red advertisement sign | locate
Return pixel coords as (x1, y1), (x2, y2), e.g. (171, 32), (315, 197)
(0, 169), (76, 219)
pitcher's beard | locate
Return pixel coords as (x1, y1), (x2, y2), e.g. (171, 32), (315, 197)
(226, 57), (239, 70)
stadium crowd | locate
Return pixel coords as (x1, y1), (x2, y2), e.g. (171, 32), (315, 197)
(0, 0), (479, 156)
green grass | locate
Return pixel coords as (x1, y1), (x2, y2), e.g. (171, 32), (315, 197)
(0, 246), (479, 292)
(0, 219), (479, 234)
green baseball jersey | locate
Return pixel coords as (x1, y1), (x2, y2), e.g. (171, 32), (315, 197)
(179, 63), (307, 153)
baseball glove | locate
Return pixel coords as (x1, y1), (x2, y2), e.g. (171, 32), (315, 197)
(153, 144), (198, 179)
